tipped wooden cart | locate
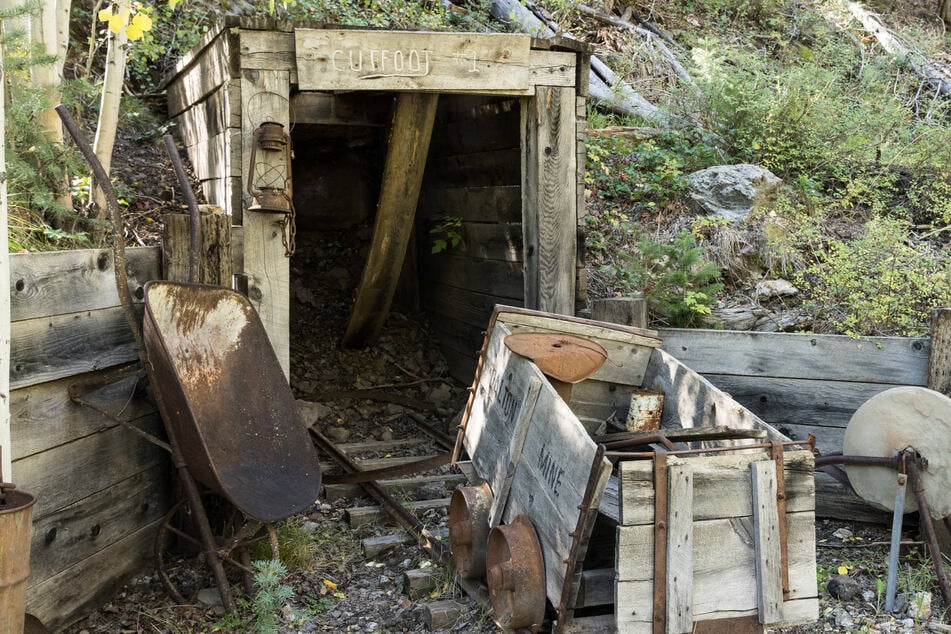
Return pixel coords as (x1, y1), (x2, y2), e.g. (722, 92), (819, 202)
(450, 307), (819, 633)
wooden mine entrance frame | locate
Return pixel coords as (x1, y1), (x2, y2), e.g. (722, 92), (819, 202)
(231, 25), (590, 375)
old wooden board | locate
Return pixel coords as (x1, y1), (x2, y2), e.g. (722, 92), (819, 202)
(421, 185), (522, 224)
(295, 30), (532, 93)
(461, 320), (613, 610)
(643, 348), (789, 440)
(342, 92), (438, 347)
(165, 29), (237, 118)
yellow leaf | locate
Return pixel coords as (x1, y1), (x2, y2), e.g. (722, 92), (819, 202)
(108, 14), (125, 33)
(97, 7), (113, 21)
(322, 579), (338, 590)
(131, 12), (153, 32)
(333, 592), (345, 599)
(169, 0), (180, 9)
(837, 565), (850, 575)
(125, 22), (143, 40)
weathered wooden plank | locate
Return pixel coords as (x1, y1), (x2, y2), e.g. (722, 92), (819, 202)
(930, 308), (951, 396)
(521, 85), (577, 314)
(324, 473), (466, 501)
(615, 512), (818, 630)
(751, 460), (783, 624)
(619, 451), (815, 526)
(10, 248), (160, 322)
(529, 50), (577, 86)
(26, 517), (160, 632)
(163, 210), (233, 286)
(198, 176), (243, 218)
(814, 471), (891, 524)
(423, 253), (525, 300)
(240, 29), (296, 80)
(420, 185), (522, 224)
(658, 328), (930, 386)
(433, 94), (519, 124)
(166, 30), (236, 118)
(9, 369), (153, 461)
(28, 463), (170, 585)
(241, 68), (291, 376)
(427, 148), (522, 188)
(10, 306), (144, 390)
(343, 93), (439, 347)
(430, 104), (519, 158)
(13, 416), (165, 518)
(295, 30), (533, 93)
(345, 498), (450, 527)
(574, 567), (615, 608)
(422, 283), (522, 331)
(666, 463), (694, 633)
(427, 221), (523, 263)
(643, 348), (788, 440)
(169, 80), (237, 149)
(291, 91), (393, 127)
(180, 127), (242, 182)
(592, 296), (648, 329)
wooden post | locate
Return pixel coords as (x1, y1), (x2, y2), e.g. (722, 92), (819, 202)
(0, 52), (9, 481)
(930, 308), (951, 397)
(521, 86), (577, 315)
(751, 460), (784, 625)
(342, 93), (439, 348)
(240, 68), (291, 377)
(162, 206), (233, 286)
(591, 295), (648, 329)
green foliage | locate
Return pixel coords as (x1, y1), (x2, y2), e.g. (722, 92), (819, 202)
(429, 216), (463, 254)
(607, 230), (724, 327)
(797, 217), (951, 337)
(250, 559), (295, 634)
(125, 1), (216, 92)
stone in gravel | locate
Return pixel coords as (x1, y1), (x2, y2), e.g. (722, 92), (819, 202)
(429, 383), (453, 404)
(326, 426), (350, 442)
(833, 527), (853, 540)
(862, 589), (876, 603)
(297, 399), (332, 425)
(907, 591), (932, 620)
(827, 574), (861, 600)
(379, 426), (394, 441)
(832, 606), (854, 628)
(893, 593), (907, 613)
(196, 587), (222, 606)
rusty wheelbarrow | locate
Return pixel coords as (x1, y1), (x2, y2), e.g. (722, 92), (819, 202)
(143, 281), (322, 608)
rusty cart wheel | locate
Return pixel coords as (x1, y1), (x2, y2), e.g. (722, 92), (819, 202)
(485, 514), (546, 629)
(155, 494), (280, 604)
(449, 482), (493, 579)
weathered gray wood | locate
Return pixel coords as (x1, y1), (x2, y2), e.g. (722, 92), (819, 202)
(26, 518), (160, 631)
(165, 30), (236, 118)
(561, 613), (618, 633)
(930, 308), (951, 396)
(291, 92), (392, 127)
(643, 348), (788, 441)
(345, 498), (450, 527)
(10, 306), (143, 391)
(28, 463), (170, 585)
(240, 68), (291, 376)
(574, 567), (614, 608)
(427, 148), (521, 187)
(323, 473), (466, 502)
(422, 185), (522, 224)
(666, 463), (693, 633)
(170, 80), (239, 149)
(423, 253), (525, 300)
(10, 248), (160, 322)
(432, 221), (524, 263)
(342, 92), (439, 347)
(615, 513), (818, 630)
(13, 415), (165, 519)
(422, 283), (522, 332)
(362, 528), (449, 558)
(521, 85), (577, 314)
(657, 328), (930, 386)
(529, 50), (577, 86)
(813, 471), (891, 524)
(178, 127), (242, 183)
(240, 29), (296, 78)
(751, 460), (783, 625)
(487, 376), (542, 527)
(295, 30), (533, 93)
(592, 296), (647, 329)
(9, 369), (153, 461)
(402, 567), (442, 598)
(425, 600), (467, 630)
(163, 209), (233, 286)
(619, 452), (815, 526)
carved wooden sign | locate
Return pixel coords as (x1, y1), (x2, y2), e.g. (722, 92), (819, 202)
(294, 29), (532, 93)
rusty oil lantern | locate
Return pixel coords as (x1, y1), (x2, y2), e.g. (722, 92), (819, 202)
(247, 121), (296, 256)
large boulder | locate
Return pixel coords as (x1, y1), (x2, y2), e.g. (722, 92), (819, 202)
(687, 164), (781, 223)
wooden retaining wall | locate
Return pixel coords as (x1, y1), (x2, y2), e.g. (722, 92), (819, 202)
(9, 247), (170, 631)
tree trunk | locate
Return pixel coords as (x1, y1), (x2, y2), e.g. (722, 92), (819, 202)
(92, 0), (130, 241)
(941, 0), (951, 27)
(32, 0), (73, 217)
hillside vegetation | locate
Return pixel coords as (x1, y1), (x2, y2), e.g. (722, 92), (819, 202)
(6, 0), (951, 336)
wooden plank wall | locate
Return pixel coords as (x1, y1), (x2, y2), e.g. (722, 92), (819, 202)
(418, 95), (525, 380)
(9, 248), (171, 631)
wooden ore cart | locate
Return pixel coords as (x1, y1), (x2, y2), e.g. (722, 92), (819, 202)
(449, 307), (819, 633)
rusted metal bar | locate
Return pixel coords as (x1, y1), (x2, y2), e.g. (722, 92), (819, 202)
(652, 447), (669, 634)
(814, 454), (903, 469)
(554, 445), (606, 634)
(606, 438), (812, 460)
(770, 441), (791, 600)
(904, 450), (951, 620)
(163, 134), (201, 284)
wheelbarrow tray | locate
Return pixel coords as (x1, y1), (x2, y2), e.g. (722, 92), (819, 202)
(143, 281), (321, 522)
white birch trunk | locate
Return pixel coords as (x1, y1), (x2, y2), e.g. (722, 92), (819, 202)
(92, 0), (130, 217)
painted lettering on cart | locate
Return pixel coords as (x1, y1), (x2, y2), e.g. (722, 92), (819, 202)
(537, 443), (565, 498)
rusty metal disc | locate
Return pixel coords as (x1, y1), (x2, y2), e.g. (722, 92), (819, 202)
(449, 482), (493, 579)
(504, 333), (607, 384)
(843, 386), (951, 518)
(485, 514), (546, 630)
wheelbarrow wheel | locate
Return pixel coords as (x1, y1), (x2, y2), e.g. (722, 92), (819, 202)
(155, 493), (280, 606)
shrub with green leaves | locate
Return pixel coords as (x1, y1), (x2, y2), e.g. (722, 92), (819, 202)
(797, 217), (951, 337)
(606, 230), (724, 327)
(250, 559), (295, 634)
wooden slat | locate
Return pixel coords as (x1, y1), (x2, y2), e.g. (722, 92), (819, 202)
(521, 85), (576, 314)
(430, 104), (519, 157)
(166, 30), (236, 118)
(343, 92), (439, 347)
(345, 497), (450, 527)
(240, 29), (296, 78)
(241, 68), (291, 376)
(422, 283), (521, 331)
(427, 148), (521, 187)
(615, 513), (818, 630)
(426, 221), (523, 263)
(814, 471), (891, 524)
(423, 253), (524, 299)
(666, 463), (694, 633)
(198, 176), (242, 217)
(433, 94), (519, 124)
(421, 185), (522, 224)
(169, 80), (237, 148)
(930, 308), (951, 395)
(291, 91), (393, 126)
(181, 127), (242, 182)
(9, 369), (153, 461)
(28, 463), (171, 585)
(10, 248), (160, 322)
(529, 50), (577, 86)
(619, 451), (815, 526)
(323, 473), (467, 501)
(10, 306), (143, 390)
(658, 328), (930, 385)
(751, 460), (783, 624)
(26, 518), (161, 631)
(295, 30), (533, 93)
(12, 416), (165, 518)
